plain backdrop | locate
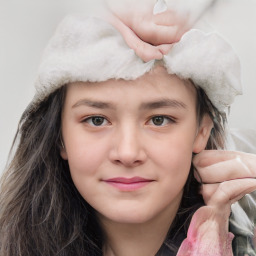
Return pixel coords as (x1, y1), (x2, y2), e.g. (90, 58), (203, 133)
(1, 0), (256, 174)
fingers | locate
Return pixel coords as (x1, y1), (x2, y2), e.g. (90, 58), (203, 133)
(153, 24), (180, 44)
(194, 150), (256, 222)
(195, 158), (253, 184)
(134, 22), (180, 46)
(201, 178), (256, 207)
(153, 10), (189, 42)
(119, 11), (184, 46)
(134, 41), (163, 62)
(157, 44), (173, 55)
(117, 23), (172, 62)
(107, 6), (181, 60)
(193, 150), (256, 184)
(152, 9), (179, 26)
(193, 150), (255, 168)
(193, 150), (236, 167)
(108, 14), (163, 62)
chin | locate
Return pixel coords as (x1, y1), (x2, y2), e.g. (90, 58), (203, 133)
(100, 208), (158, 225)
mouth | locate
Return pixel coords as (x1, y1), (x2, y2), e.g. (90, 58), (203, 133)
(102, 177), (154, 191)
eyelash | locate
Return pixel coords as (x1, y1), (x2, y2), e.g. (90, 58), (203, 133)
(82, 116), (110, 126)
(147, 115), (176, 126)
(82, 115), (176, 127)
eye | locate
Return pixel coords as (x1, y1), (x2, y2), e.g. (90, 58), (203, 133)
(149, 116), (175, 126)
(83, 116), (109, 126)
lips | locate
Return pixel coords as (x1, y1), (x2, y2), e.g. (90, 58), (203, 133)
(102, 176), (154, 191)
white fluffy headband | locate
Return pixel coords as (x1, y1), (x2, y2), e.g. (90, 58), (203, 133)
(33, 14), (242, 113)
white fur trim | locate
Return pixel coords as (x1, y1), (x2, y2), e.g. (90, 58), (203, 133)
(32, 14), (242, 113)
(164, 29), (242, 112)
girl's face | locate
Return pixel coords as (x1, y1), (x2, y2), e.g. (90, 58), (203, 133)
(61, 66), (212, 225)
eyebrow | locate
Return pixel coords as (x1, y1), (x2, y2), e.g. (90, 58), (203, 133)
(72, 98), (187, 110)
(140, 98), (187, 110)
(72, 99), (115, 109)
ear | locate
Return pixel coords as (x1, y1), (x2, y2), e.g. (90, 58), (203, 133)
(60, 140), (68, 160)
(193, 114), (213, 153)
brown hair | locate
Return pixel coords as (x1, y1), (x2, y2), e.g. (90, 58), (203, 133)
(157, 85), (227, 255)
(0, 84), (226, 256)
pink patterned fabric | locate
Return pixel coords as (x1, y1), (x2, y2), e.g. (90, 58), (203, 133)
(177, 207), (234, 255)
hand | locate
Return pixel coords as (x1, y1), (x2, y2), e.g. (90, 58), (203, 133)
(177, 150), (256, 255)
(193, 150), (256, 206)
(110, 5), (187, 46)
(105, 0), (189, 62)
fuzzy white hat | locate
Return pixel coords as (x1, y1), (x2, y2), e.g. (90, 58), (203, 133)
(32, 14), (242, 113)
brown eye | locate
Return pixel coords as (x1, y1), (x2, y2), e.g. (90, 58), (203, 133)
(152, 116), (165, 126)
(91, 117), (105, 126)
(83, 116), (108, 126)
(149, 116), (175, 126)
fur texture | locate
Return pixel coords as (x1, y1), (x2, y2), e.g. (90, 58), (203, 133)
(33, 14), (242, 113)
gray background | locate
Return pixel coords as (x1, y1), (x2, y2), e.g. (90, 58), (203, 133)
(1, 0), (256, 174)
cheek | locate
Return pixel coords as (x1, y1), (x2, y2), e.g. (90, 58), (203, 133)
(65, 138), (108, 203)
(161, 147), (192, 183)
(65, 133), (109, 177)
(151, 129), (195, 181)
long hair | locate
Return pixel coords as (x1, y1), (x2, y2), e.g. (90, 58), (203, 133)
(0, 87), (102, 256)
(0, 83), (236, 256)
(156, 85), (227, 255)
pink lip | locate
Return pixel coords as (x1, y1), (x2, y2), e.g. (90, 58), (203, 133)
(103, 177), (154, 191)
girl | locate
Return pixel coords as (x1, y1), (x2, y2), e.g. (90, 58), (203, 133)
(1, 3), (256, 256)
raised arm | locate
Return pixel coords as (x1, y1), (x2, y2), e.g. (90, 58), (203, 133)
(105, 0), (215, 61)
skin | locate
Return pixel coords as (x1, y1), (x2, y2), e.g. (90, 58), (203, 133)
(61, 65), (213, 256)
(176, 151), (256, 255)
(105, 0), (215, 62)
(105, 0), (188, 62)
(104, 2), (256, 254)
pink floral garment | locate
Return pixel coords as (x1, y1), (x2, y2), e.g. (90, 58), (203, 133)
(177, 206), (234, 256)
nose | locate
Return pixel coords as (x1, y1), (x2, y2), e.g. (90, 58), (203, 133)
(109, 125), (147, 167)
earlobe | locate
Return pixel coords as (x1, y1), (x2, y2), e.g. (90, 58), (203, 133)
(60, 139), (68, 160)
(60, 148), (68, 160)
(193, 115), (213, 153)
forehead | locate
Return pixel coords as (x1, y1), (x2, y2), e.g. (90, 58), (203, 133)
(65, 65), (197, 108)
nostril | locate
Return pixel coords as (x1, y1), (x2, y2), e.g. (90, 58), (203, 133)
(111, 151), (146, 167)
(118, 160), (144, 168)
(108, 130), (147, 166)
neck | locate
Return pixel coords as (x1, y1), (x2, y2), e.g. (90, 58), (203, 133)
(100, 195), (182, 256)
